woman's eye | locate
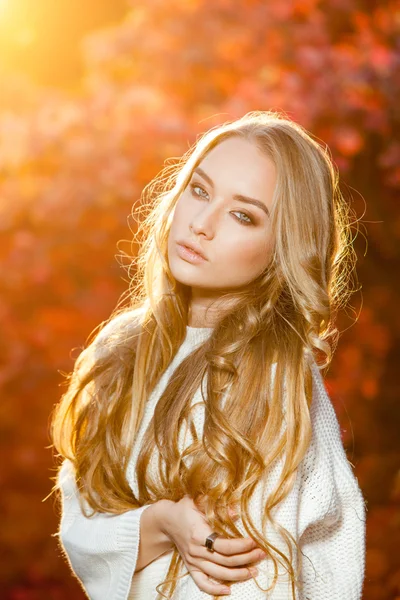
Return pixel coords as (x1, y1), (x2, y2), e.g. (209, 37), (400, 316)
(189, 183), (253, 226)
(232, 211), (253, 224)
(190, 183), (208, 198)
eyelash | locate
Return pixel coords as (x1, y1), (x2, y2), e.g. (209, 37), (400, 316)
(189, 183), (254, 226)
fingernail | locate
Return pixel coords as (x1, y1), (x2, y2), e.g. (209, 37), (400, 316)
(222, 588), (231, 595)
(250, 567), (259, 576)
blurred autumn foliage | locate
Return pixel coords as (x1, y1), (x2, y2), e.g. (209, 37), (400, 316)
(0, 0), (399, 598)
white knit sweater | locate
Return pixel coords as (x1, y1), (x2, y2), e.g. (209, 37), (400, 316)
(57, 317), (366, 600)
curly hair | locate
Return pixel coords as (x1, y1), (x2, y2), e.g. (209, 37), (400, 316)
(49, 110), (358, 598)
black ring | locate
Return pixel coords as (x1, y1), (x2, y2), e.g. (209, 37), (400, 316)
(205, 532), (220, 552)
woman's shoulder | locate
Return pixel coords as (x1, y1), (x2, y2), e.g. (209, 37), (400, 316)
(301, 358), (363, 493)
(92, 305), (146, 358)
(307, 359), (344, 450)
(96, 306), (145, 340)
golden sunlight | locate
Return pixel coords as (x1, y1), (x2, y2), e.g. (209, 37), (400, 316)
(0, 0), (127, 88)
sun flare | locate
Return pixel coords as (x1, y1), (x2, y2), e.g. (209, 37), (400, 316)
(0, 0), (11, 18)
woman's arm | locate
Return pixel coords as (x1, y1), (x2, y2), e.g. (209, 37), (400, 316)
(297, 361), (367, 599)
(135, 499), (175, 572)
(58, 459), (173, 599)
(298, 459), (366, 599)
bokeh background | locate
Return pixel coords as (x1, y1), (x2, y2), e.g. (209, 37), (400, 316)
(0, 1), (399, 598)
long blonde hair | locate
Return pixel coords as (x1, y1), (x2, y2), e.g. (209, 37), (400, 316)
(49, 110), (358, 598)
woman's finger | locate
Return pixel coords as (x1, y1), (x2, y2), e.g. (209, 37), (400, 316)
(194, 532), (259, 557)
(195, 556), (258, 583)
(189, 544), (265, 568)
(189, 567), (232, 596)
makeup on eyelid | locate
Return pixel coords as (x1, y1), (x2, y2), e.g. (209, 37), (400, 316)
(192, 166), (271, 218)
(189, 182), (254, 226)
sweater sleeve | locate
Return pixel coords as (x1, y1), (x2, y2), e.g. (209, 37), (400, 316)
(297, 361), (367, 600)
(57, 309), (152, 600)
(58, 458), (152, 600)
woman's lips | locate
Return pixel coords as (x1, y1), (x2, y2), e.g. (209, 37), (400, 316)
(176, 243), (207, 264)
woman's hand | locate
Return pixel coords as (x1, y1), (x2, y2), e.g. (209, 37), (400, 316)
(159, 494), (266, 596)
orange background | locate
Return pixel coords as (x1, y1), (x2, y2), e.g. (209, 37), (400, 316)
(0, 1), (399, 598)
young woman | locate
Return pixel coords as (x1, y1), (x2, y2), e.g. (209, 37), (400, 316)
(50, 110), (366, 600)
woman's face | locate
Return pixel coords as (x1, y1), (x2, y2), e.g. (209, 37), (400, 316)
(167, 136), (277, 296)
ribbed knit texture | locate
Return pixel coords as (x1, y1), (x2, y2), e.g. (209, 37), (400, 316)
(57, 317), (366, 600)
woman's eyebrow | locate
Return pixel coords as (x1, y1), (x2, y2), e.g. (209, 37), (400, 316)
(193, 166), (270, 217)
